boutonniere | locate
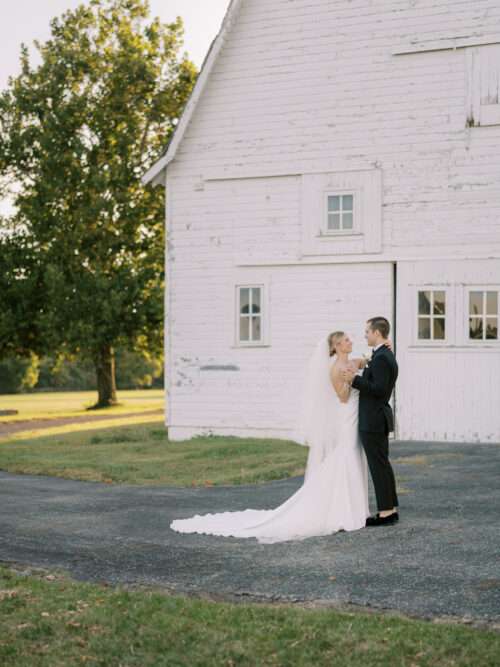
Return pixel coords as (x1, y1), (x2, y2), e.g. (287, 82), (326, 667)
(362, 353), (371, 368)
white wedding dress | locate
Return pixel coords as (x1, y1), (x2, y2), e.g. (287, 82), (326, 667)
(170, 338), (370, 544)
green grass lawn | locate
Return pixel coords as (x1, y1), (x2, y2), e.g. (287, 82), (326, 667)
(0, 389), (164, 422)
(0, 389), (308, 486)
(1, 564), (499, 667)
(0, 422), (308, 486)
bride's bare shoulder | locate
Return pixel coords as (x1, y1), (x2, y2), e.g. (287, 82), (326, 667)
(329, 359), (350, 402)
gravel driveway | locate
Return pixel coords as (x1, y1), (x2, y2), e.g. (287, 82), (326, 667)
(1, 439), (499, 624)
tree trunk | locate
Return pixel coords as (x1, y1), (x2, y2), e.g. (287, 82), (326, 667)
(92, 344), (118, 408)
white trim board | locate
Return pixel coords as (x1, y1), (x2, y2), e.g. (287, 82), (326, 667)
(392, 36), (500, 56)
(141, 0), (244, 187)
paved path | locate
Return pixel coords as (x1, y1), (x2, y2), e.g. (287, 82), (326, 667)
(0, 409), (163, 437)
(0, 440), (499, 623)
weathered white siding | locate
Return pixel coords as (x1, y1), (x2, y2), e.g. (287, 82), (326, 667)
(396, 259), (500, 443)
(161, 0), (500, 442)
(166, 172), (392, 440)
(168, 256), (393, 440)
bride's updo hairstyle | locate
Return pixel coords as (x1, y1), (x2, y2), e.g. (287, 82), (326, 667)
(328, 331), (345, 357)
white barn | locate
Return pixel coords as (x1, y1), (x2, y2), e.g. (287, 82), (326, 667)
(143, 0), (500, 444)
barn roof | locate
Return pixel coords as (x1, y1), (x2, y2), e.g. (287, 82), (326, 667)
(141, 0), (244, 187)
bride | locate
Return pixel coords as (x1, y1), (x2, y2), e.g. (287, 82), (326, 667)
(170, 331), (389, 544)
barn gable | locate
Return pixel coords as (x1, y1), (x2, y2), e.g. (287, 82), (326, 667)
(142, 0), (244, 186)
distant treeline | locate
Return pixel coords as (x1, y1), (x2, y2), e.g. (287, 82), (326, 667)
(0, 348), (163, 394)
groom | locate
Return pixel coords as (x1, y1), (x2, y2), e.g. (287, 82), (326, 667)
(342, 316), (399, 527)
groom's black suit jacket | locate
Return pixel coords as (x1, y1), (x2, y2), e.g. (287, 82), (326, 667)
(351, 345), (398, 433)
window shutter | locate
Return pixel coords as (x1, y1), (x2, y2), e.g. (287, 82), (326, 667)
(466, 44), (500, 126)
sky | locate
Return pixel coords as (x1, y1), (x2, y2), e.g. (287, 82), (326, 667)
(0, 0), (232, 215)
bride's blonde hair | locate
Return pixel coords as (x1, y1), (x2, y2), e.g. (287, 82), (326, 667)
(328, 331), (345, 357)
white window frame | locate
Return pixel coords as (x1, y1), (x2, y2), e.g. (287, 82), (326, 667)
(233, 283), (270, 348)
(300, 169), (382, 256)
(413, 286), (451, 346)
(464, 285), (500, 346)
(322, 191), (358, 236)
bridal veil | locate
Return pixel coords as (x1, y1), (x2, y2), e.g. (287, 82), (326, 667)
(291, 334), (342, 482)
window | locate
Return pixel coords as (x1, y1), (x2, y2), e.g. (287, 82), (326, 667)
(469, 290), (498, 340)
(417, 290), (446, 340)
(326, 193), (354, 232)
(237, 286), (262, 344)
(300, 169), (382, 256)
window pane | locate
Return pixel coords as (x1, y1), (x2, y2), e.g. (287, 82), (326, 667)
(433, 291), (445, 315)
(433, 318), (445, 340)
(240, 316), (249, 341)
(251, 316), (261, 341)
(328, 195), (340, 211)
(469, 317), (483, 339)
(469, 291), (483, 316)
(251, 288), (261, 314)
(418, 318), (431, 339)
(342, 194), (353, 210)
(418, 291), (431, 315)
(486, 318), (498, 340)
(240, 287), (250, 315)
(328, 213), (340, 230)
(342, 212), (353, 229)
(486, 291), (498, 315)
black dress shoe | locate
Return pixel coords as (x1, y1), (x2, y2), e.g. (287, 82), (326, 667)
(365, 512), (399, 527)
(374, 511), (399, 521)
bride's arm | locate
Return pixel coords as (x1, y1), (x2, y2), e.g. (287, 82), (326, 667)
(329, 365), (351, 403)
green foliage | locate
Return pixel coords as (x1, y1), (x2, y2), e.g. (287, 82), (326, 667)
(36, 352), (97, 390)
(33, 346), (163, 390)
(0, 232), (46, 358)
(0, 0), (197, 365)
(114, 346), (163, 388)
(0, 351), (39, 393)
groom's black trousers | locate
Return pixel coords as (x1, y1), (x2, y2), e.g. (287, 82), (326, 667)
(359, 427), (399, 511)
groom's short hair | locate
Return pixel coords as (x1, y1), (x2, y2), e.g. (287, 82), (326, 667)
(367, 316), (390, 338)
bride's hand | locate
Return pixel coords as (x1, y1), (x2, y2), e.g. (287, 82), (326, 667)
(341, 368), (356, 383)
(384, 338), (393, 351)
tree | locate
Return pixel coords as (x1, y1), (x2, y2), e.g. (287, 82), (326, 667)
(0, 0), (197, 407)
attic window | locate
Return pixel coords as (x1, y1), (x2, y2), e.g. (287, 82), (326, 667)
(326, 194), (354, 232)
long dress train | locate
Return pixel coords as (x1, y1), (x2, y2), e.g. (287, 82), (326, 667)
(169, 384), (370, 544)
